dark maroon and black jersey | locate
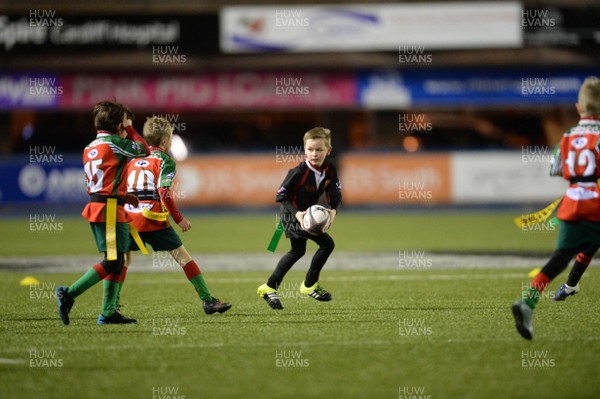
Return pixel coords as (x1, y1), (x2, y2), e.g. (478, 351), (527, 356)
(276, 160), (342, 215)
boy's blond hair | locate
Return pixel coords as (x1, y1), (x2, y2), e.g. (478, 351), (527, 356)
(143, 116), (173, 146)
(303, 127), (332, 148)
(578, 76), (600, 117)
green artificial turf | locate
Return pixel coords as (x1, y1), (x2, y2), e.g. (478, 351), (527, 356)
(1, 210), (556, 256)
(1, 267), (598, 399)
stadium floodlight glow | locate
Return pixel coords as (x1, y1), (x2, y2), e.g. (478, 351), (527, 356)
(170, 134), (188, 161)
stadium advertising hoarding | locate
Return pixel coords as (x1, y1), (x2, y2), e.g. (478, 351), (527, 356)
(174, 155), (292, 207)
(0, 13), (215, 54)
(220, 2), (522, 53)
(339, 153), (452, 205)
(0, 72), (356, 111)
(0, 153), (563, 206)
(1, 69), (594, 111)
(0, 157), (87, 204)
(341, 152), (564, 205)
(451, 151), (564, 203)
(358, 69), (588, 109)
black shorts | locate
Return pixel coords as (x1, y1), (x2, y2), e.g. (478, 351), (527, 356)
(279, 210), (315, 240)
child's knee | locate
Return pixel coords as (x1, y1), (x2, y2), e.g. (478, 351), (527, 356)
(321, 237), (335, 253)
(101, 253), (125, 274)
(289, 247), (306, 259)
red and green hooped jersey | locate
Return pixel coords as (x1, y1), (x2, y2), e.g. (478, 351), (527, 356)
(81, 130), (148, 223)
(557, 118), (600, 222)
(125, 148), (179, 232)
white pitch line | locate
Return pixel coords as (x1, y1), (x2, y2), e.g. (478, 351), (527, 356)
(3, 335), (600, 355)
(132, 273), (529, 285)
(0, 358), (26, 365)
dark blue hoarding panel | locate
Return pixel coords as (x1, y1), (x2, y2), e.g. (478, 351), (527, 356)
(0, 156), (87, 204)
(358, 68), (599, 108)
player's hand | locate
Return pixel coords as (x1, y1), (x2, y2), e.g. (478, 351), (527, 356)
(122, 113), (133, 128)
(178, 218), (192, 233)
(295, 211), (307, 229)
(123, 193), (139, 208)
(326, 208), (336, 230)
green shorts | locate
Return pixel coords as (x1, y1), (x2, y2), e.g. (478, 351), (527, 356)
(556, 220), (600, 250)
(90, 222), (130, 253)
(129, 226), (183, 252)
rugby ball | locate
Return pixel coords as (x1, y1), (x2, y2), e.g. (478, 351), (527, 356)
(303, 205), (330, 235)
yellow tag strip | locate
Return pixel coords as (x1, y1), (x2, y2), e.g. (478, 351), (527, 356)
(106, 197), (118, 261)
(142, 207), (169, 222)
(514, 197), (562, 229)
(128, 223), (149, 255)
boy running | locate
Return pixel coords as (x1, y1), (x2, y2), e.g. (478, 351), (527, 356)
(56, 101), (150, 325)
(257, 127), (342, 310)
(512, 76), (600, 339)
(118, 116), (231, 315)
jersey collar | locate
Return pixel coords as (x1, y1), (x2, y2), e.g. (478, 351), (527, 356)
(306, 160), (327, 173)
(96, 130), (114, 137)
(579, 117), (600, 126)
(149, 145), (166, 153)
(306, 160), (327, 187)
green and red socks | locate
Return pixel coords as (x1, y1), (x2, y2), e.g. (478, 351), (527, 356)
(522, 272), (550, 309)
(66, 262), (110, 299)
(101, 271), (122, 317)
(182, 260), (212, 302)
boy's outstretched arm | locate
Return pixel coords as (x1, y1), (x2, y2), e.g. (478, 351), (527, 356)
(158, 187), (191, 232)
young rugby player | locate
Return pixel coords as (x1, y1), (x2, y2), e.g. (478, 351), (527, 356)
(512, 76), (600, 339)
(117, 116), (231, 315)
(257, 127), (342, 310)
(56, 101), (150, 325)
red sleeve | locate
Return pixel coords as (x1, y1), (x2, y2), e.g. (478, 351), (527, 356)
(158, 187), (183, 224)
(125, 125), (150, 156)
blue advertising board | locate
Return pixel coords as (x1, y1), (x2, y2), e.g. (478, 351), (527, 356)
(358, 68), (598, 108)
(0, 155), (87, 204)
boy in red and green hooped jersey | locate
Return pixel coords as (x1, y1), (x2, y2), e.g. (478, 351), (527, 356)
(115, 116), (231, 315)
(56, 101), (150, 325)
(512, 76), (600, 339)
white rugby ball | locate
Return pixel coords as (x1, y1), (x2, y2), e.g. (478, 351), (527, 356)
(303, 205), (330, 235)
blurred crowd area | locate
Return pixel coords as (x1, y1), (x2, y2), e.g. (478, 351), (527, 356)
(1, 107), (579, 155)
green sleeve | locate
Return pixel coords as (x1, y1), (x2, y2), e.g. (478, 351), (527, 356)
(158, 155), (177, 188)
(111, 136), (148, 158)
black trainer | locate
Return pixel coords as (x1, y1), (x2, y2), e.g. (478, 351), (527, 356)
(203, 297), (232, 315)
(55, 286), (74, 325)
(97, 312), (138, 325)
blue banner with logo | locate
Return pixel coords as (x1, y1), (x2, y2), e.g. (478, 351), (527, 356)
(358, 68), (598, 108)
(0, 156), (87, 204)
